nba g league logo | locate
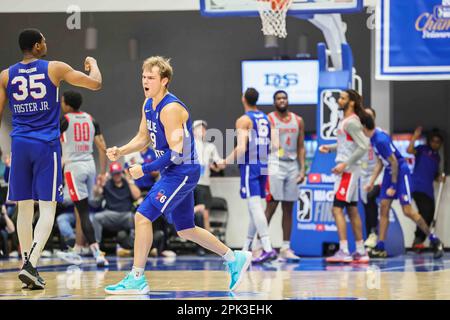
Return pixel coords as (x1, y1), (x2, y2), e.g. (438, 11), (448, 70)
(320, 90), (341, 140)
(297, 189), (312, 222)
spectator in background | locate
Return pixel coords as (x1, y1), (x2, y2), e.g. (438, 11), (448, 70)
(0, 205), (15, 257)
(2, 154), (15, 219)
(56, 200), (77, 250)
(193, 120), (225, 232)
(0, 148), (7, 187)
(56, 186), (98, 254)
(91, 162), (141, 247)
(407, 127), (445, 251)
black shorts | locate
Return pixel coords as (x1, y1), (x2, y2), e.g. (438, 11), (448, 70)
(194, 185), (213, 209)
(333, 196), (357, 209)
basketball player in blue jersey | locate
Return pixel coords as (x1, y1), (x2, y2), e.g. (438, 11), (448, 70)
(361, 117), (444, 259)
(220, 88), (277, 264)
(104, 56), (251, 295)
(0, 29), (102, 289)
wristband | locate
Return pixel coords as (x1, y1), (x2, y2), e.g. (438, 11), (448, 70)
(142, 150), (183, 174)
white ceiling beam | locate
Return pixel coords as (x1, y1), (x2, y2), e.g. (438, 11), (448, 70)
(0, 0), (199, 13)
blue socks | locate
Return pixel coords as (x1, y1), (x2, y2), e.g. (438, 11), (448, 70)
(375, 241), (385, 251)
(429, 234), (438, 243)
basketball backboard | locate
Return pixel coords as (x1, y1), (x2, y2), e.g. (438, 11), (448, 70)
(200, 0), (363, 17)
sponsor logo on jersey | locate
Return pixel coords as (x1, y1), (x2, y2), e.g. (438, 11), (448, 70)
(156, 190), (167, 203)
(18, 67), (37, 74)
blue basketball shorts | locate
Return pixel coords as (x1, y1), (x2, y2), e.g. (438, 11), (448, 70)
(137, 166), (200, 232)
(8, 136), (63, 202)
(380, 163), (412, 206)
(239, 164), (268, 199)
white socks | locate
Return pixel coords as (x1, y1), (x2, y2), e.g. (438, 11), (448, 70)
(28, 201), (57, 267)
(260, 237), (272, 253)
(356, 240), (366, 255)
(245, 217), (257, 250)
(17, 200), (34, 265)
(90, 243), (101, 258)
(281, 241), (290, 251)
(247, 196), (272, 252)
(222, 249), (236, 262)
(243, 238), (253, 252)
(339, 240), (365, 255)
(132, 266), (145, 279)
(339, 240), (349, 254)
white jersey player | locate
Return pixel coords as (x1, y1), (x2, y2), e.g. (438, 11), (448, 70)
(60, 90), (108, 267)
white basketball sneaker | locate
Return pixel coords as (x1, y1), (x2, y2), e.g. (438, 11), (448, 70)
(364, 233), (378, 249)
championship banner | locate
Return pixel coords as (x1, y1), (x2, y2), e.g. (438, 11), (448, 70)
(376, 0), (450, 80)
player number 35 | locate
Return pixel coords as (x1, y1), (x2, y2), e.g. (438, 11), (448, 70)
(11, 74), (47, 101)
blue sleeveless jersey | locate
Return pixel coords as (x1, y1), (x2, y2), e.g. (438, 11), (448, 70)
(6, 59), (60, 142)
(370, 128), (406, 170)
(243, 110), (271, 165)
(143, 93), (198, 175)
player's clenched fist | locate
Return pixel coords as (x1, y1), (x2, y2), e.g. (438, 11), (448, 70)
(129, 165), (144, 180)
(106, 146), (121, 161)
(84, 56), (97, 72)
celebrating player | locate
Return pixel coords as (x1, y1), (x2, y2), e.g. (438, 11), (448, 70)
(0, 28), (102, 289)
(104, 56), (251, 295)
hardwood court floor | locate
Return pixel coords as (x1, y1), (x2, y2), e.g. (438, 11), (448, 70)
(1, 253), (450, 300)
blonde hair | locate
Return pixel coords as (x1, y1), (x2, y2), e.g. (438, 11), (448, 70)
(142, 56), (173, 86)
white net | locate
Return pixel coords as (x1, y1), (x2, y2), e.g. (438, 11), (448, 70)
(257, 0), (293, 38)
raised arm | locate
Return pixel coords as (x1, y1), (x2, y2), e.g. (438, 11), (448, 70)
(407, 126), (422, 155)
(127, 102), (190, 180)
(107, 103), (151, 161)
(49, 57), (102, 90)
(0, 70), (8, 128)
(160, 103), (188, 154)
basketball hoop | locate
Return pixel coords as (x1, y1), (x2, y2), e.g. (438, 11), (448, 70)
(257, 0), (293, 38)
